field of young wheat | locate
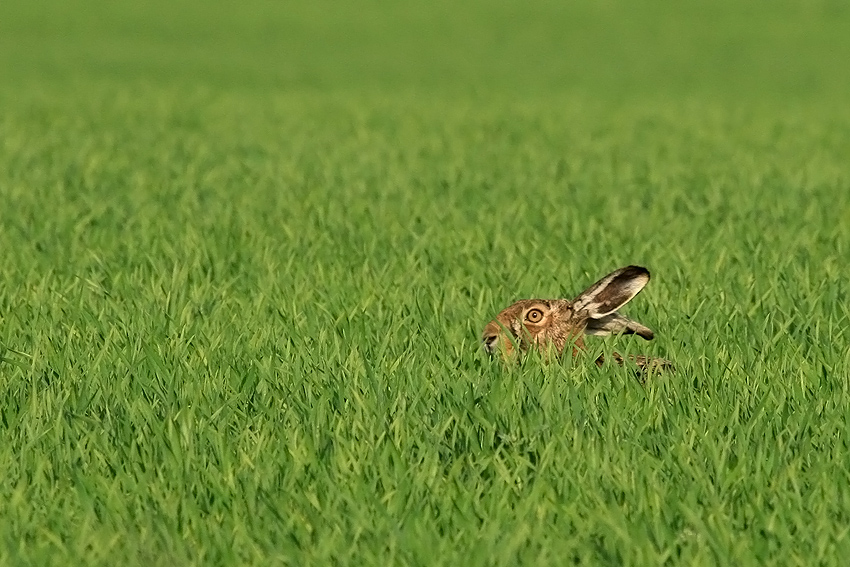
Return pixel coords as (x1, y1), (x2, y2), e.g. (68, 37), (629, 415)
(1, 1), (850, 565)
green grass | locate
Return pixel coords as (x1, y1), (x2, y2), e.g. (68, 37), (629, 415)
(2, 1), (850, 565)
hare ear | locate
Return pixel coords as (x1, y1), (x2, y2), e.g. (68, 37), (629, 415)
(584, 312), (654, 340)
(571, 266), (650, 319)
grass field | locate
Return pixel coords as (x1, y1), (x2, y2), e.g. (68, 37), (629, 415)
(2, 1), (850, 565)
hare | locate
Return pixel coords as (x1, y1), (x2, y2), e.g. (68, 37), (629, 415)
(481, 265), (673, 373)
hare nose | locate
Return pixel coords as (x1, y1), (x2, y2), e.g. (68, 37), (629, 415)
(482, 333), (499, 353)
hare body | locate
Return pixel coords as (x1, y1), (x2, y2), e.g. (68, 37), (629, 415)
(482, 266), (672, 372)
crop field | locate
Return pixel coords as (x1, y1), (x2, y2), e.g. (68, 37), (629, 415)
(2, 1), (850, 565)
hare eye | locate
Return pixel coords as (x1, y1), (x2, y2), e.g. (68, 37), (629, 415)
(525, 308), (544, 323)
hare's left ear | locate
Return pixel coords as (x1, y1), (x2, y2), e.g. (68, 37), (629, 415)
(571, 266), (650, 318)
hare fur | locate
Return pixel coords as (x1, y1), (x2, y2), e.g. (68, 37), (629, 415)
(482, 266), (672, 373)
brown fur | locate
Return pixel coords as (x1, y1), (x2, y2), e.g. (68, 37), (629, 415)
(481, 266), (673, 374)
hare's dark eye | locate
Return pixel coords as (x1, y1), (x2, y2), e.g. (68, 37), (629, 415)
(525, 308), (544, 323)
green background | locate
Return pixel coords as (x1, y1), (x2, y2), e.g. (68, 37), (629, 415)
(1, 1), (849, 565)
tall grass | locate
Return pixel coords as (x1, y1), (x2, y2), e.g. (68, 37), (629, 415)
(1, 1), (850, 565)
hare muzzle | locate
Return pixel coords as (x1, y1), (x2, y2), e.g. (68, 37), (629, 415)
(481, 330), (499, 354)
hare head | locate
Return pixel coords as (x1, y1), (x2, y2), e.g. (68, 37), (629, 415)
(482, 265), (659, 361)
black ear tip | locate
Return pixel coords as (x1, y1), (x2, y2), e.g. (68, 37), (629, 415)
(623, 265), (650, 279)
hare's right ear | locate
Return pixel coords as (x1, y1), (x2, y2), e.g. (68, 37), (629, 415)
(571, 266), (650, 319)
